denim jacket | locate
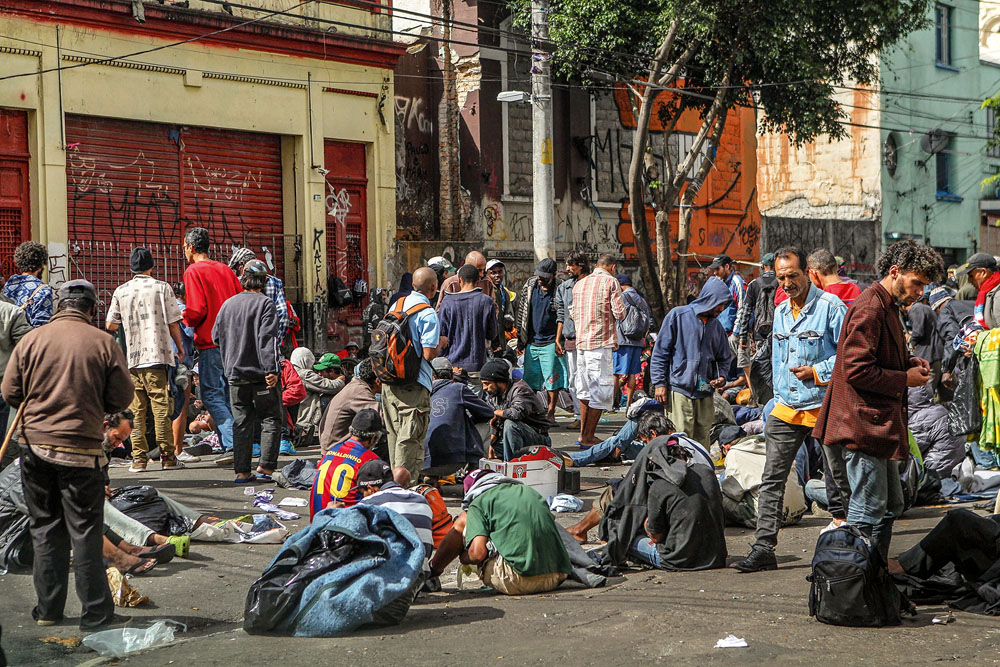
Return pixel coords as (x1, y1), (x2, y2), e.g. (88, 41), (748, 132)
(770, 283), (846, 410)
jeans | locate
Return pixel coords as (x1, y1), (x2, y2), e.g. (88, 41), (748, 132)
(627, 536), (661, 568)
(804, 478), (828, 507)
(197, 347), (234, 452)
(753, 417), (812, 550)
(821, 444), (851, 520)
(104, 494), (201, 546)
(970, 442), (999, 469)
(501, 420), (551, 461)
(569, 420), (643, 466)
(129, 366), (174, 465)
(230, 382), (282, 475)
(20, 446), (113, 627)
(845, 450), (903, 559)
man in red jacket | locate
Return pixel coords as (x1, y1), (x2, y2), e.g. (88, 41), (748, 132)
(181, 227), (241, 464)
(813, 240), (943, 558)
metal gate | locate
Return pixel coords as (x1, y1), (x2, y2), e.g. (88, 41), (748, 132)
(0, 109), (30, 279)
(324, 140), (368, 326)
(761, 217), (881, 282)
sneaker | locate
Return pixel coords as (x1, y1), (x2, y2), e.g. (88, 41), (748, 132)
(214, 451), (234, 466)
(729, 545), (778, 573)
(279, 440), (296, 455)
(810, 501), (833, 519)
(820, 520), (842, 535)
(161, 460), (185, 470)
(177, 450), (201, 464)
(35, 618), (60, 627)
(128, 462), (147, 473)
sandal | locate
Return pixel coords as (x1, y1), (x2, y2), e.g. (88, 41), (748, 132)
(233, 476), (256, 485)
(135, 543), (175, 564)
(166, 536), (190, 559)
(124, 558), (156, 576)
(254, 473), (273, 482)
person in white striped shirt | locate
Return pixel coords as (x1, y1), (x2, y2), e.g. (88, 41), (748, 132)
(358, 462), (435, 560)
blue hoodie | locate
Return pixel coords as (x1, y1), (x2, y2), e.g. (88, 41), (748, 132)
(650, 277), (733, 399)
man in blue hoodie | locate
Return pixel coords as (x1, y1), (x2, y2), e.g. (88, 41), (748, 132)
(650, 278), (732, 449)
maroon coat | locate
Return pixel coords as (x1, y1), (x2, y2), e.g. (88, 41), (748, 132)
(813, 281), (916, 461)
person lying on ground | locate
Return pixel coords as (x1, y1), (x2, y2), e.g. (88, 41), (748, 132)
(566, 413), (714, 543)
(424, 357), (494, 480)
(101, 529), (175, 576)
(318, 357), (380, 455)
(358, 462), (434, 563)
(426, 469), (571, 595)
(481, 359), (552, 461)
(310, 409), (383, 519)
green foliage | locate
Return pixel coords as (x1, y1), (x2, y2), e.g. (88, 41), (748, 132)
(984, 95), (1000, 191)
(511, 0), (930, 145)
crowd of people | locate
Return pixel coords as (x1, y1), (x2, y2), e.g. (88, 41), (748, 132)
(2, 232), (1000, 639)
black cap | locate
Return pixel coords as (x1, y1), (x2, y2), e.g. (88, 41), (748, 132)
(708, 254), (732, 270)
(130, 247), (154, 273)
(480, 358), (511, 383)
(955, 253), (998, 277)
(57, 279), (97, 303)
(616, 273), (632, 286)
(349, 408), (384, 437)
(534, 258), (557, 279)
(356, 459), (392, 489)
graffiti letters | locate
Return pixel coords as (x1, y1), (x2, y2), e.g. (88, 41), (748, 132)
(313, 228), (326, 299)
(185, 155), (262, 202)
(394, 95), (433, 135)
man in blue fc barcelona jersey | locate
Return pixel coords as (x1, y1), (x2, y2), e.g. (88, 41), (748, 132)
(310, 409), (383, 519)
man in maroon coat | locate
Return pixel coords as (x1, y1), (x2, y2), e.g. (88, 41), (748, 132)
(813, 240), (943, 558)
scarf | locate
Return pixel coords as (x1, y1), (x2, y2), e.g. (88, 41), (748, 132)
(460, 473), (521, 510)
(975, 272), (1000, 327)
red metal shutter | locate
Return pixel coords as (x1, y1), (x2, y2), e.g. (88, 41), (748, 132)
(181, 127), (284, 275)
(324, 141), (368, 325)
(0, 109), (31, 279)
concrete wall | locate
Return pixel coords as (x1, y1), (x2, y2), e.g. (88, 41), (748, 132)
(0, 0), (400, 297)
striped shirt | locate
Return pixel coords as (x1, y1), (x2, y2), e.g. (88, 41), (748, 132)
(360, 482), (435, 558)
(570, 267), (627, 350)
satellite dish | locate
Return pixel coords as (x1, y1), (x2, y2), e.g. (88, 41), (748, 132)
(920, 129), (949, 154)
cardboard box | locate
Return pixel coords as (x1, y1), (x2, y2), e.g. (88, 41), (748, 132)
(478, 457), (560, 499)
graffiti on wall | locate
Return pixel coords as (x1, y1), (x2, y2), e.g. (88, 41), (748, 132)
(394, 95), (435, 235)
(326, 183), (352, 284)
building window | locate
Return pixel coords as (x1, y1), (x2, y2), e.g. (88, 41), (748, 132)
(884, 133), (899, 177)
(988, 107), (1000, 159)
(936, 134), (961, 201)
(936, 4), (953, 67)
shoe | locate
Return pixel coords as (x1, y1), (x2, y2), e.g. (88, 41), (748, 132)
(252, 443), (261, 457)
(35, 618), (60, 627)
(161, 460), (185, 470)
(279, 440), (296, 455)
(820, 520), (842, 535)
(128, 462), (147, 473)
(810, 501), (833, 519)
(729, 546), (778, 573)
(566, 419), (581, 430)
(214, 451), (234, 466)
(177, 450), (202, 463)
(421, 574), (442, 593)
(80, 613), (131, 632)
(561, 455), (574, 468)
(166, 535), (190, 558)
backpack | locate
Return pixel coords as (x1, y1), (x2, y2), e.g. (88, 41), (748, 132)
(0, 514), (33, 573)
(751, 278), (778, 345)
(807, 525), (903, 627)
(369, 297), (432, 386)
(413, 483), (454, 549)
(620, 291), (650, 340)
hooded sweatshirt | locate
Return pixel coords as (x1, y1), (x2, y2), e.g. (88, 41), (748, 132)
(290, 347), (345, 433)
(650, 277), (732, 399)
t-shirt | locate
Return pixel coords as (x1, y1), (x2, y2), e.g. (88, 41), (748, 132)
(530, 284), (557, 345)
(824, 281), (861, 307)
(360, 482), (435, 558)
(106, 275), (183, 369)
(310, 438), (379, 519)
(400, 292), (441, 391)
(464, 483), (572, 577)
(182, 260), (242, 350)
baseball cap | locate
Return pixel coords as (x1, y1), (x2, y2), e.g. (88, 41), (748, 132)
(350, 408), (384, 436)
(314, 352), (342, 371)
(534, 258), (557, 279)
(428, 256), (457, 273)
(57, 279), (97, 303)
(955, 253), (998, 277)
(356, 459), (392, 490)
(616, 273), (632, 286)
(480, 358), (511, 383)
(708, 254), (732, 270)
(761, 252), (775, 268)
(431, 356), (452, 371)
(486, 259), (505, 271)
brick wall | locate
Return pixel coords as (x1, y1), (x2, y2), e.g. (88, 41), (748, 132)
(506, 54), (532, 196)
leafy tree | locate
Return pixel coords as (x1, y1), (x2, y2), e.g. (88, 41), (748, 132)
(514, 0), (928, 315)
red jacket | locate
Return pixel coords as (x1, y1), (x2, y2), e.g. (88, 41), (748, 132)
(281, 359), (306, 407)
(813, 281), (914, 461)
(182, 260), (241, 350)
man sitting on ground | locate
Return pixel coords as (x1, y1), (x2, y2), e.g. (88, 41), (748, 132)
(358, 462), (434, 561)
(310, 409), (383, 519)
(480, 359), (552, 460)
(425, 357), (494, 479)
(428, 469), (572, 595)
(318, 358), (380, 455)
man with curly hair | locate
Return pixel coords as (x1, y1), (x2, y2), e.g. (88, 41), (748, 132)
(813, 240), (944, 559)
(3, 241), (54, 327)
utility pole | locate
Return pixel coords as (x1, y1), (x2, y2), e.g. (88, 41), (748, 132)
(531, 0), (555, 261)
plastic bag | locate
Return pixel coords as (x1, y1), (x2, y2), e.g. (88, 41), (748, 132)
(82, 620), (185, 657)
(947, 355), (981, 437)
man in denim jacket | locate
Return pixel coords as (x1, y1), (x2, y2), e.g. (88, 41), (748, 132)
(732, 247), (848, 573)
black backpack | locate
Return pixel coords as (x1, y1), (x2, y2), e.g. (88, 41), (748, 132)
(0, 514), (33, 573)
(369, 297), (432, 386)
(751, 277), (778, 345)
(807, 525), (904, 627)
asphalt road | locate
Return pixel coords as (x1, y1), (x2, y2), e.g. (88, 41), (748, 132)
(2, 413), (999, 666)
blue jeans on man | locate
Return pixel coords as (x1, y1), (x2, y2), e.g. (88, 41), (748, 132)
(569, 420), (644, 466)
(627, 536), (661, 568)
(845, 449), (903, 558)
(501, 420), (551, 461)
(196, 347), (234, 452)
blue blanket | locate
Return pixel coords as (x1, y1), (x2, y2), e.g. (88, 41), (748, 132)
(267, 505), (425, 637)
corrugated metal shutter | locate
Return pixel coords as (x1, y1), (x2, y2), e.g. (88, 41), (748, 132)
(65, 115), (285, 320)
(0, 109), (31, 279)
(324, 141), (368, 326)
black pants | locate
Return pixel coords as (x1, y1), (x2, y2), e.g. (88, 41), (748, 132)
(20, 446), (113, 627)
(230, 382), (282, 475)
(898, 509), (1000, 581)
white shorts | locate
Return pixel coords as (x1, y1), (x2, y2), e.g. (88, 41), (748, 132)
(575, 347), (614, 410)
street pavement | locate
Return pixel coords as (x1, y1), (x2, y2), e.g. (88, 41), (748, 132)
(2, 413), (1000, 665)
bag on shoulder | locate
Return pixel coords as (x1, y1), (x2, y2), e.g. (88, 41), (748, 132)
(620, 292), (649, 339)
(413, 483), (454, 549)
(807, 525), (904, 627)
(369, 297), (432, 385)
(0, 514), (33, 573)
